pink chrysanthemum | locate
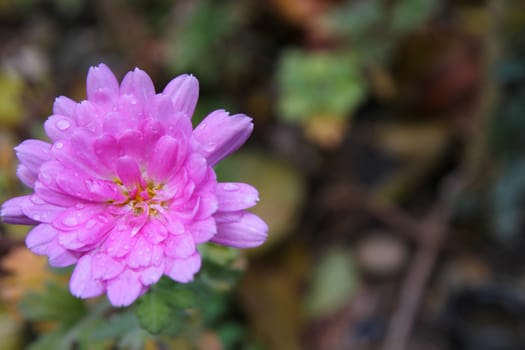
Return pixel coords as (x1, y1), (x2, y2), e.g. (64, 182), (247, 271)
(1, 64), (267, 306)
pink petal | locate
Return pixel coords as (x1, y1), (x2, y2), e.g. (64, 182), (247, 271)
(21, 194), (64, 223)
(93, 134), (119, 172)
(53, 96), (77, 117)
(216, 182), (259, 212)
(165, 252), (201, 283)
(140, 263), (164, 285)
(118, 130), (144, 160)
(185, 153), (209, 185)
(1, 196), (37, 225)
(17, 165), (37, 188)
(142, 120), (166, 156)
(104, 222), (138, 258)
(141, 219), (168, 244)
(187, 217), (217, 243)
(70, 255), (105, 298)
(25, 224), (57, 254)
(86, 63), (119, 102)
(120, 68), (155, 104)
(193, 110), (253, 166)
(211, 211), (268, 248)
(148, 135), (182, 181)
(47, 241), (79, 267)
(165, 233), (195, 259)
(34, 180), (78, 207)
(127, 236), (153, 268)
(44, 115), (76, 141)
(91, 253), (125, 280)
(116, 156), (142, 187)
(163, 74), (199, 118)
(15, 139), (52, 172)
(52, 131), (108, 179)
(107, 268), (142, 307)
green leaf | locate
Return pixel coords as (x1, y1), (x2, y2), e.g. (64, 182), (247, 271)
(305, 248), (358, 318)
(89, 310), (140, 341)
(18, 281), (87, 324)
(277, 49), (366, 122)
(135, 289), (173, 334)
(27, 329), (69, 350)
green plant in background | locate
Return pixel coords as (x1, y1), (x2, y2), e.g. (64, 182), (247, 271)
(166, 0), (241, 84)
(275, 0), (438, 148)
(277, 50), (366, 123)
(18, 245), (247, 349)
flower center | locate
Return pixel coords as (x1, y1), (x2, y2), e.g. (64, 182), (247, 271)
(114, 178), (167, 217)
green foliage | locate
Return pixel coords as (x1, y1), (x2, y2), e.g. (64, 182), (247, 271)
(19, 281), (87, 324)
(134, 245), (242, 335)
(167, 0), (240, 83)
(305, 248), (358, 318)
(390, 0), (437, 35)
(277, 50), (366, 123)
(135, 278), (193, 334)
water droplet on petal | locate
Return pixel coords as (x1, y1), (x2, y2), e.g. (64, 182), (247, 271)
(86, 219), (97, 229)
(223, 183), (239, 191)
(203, 142), (216, 153)
(56, 119), (71, 131)
(32, 196), (45, 204)
(63, 215), (78, 227)
(54, 142), (64, 149)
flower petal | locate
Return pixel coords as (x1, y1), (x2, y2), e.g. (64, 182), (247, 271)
(21, 194), (64, 223)
(47, 241), (79, 267)
(127, 236), (153, 268)
(216, 182), (259, 212)
(53, 96), (77, 117)
(116, 156), (142, 187)
(107, 269), (142, 307)
(165, 234), (195, 259)
(187, 217), (217, 243)
(70, 255), (105, 298)
(120, 68), (155, 104)
(163, 74), (199, 118)
(26, 223), (57, 254)
(140, 263), (164, 286)
(211, 211), (267, 248)
(165, 252), (201, 283)
(86, 63), (119, 102)
(44, 115), (76, 141)
(194, 110), (253, 166)
(148, 135), (183, 181)
(15, 139), (52, 173)
(1, 196), (37, 225)
(17, 165), (37, 188)
(91, 253), (125, 280)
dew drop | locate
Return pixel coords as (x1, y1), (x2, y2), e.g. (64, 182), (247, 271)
(203, 142), (216, 153)
(63, 215), (78, 227)
(56, 119), (71, 131)
(55, 141), (64, 149)
(97, 214), (109, 224)
(223, 183), (239, 191)
(32, 196), (45, 204)
(86, 219), (97, 229)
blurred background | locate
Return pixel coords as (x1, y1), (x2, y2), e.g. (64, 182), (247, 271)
(1, 0), (525, 349)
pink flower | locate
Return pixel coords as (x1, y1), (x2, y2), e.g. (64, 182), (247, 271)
(1, 64), (267, 306)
